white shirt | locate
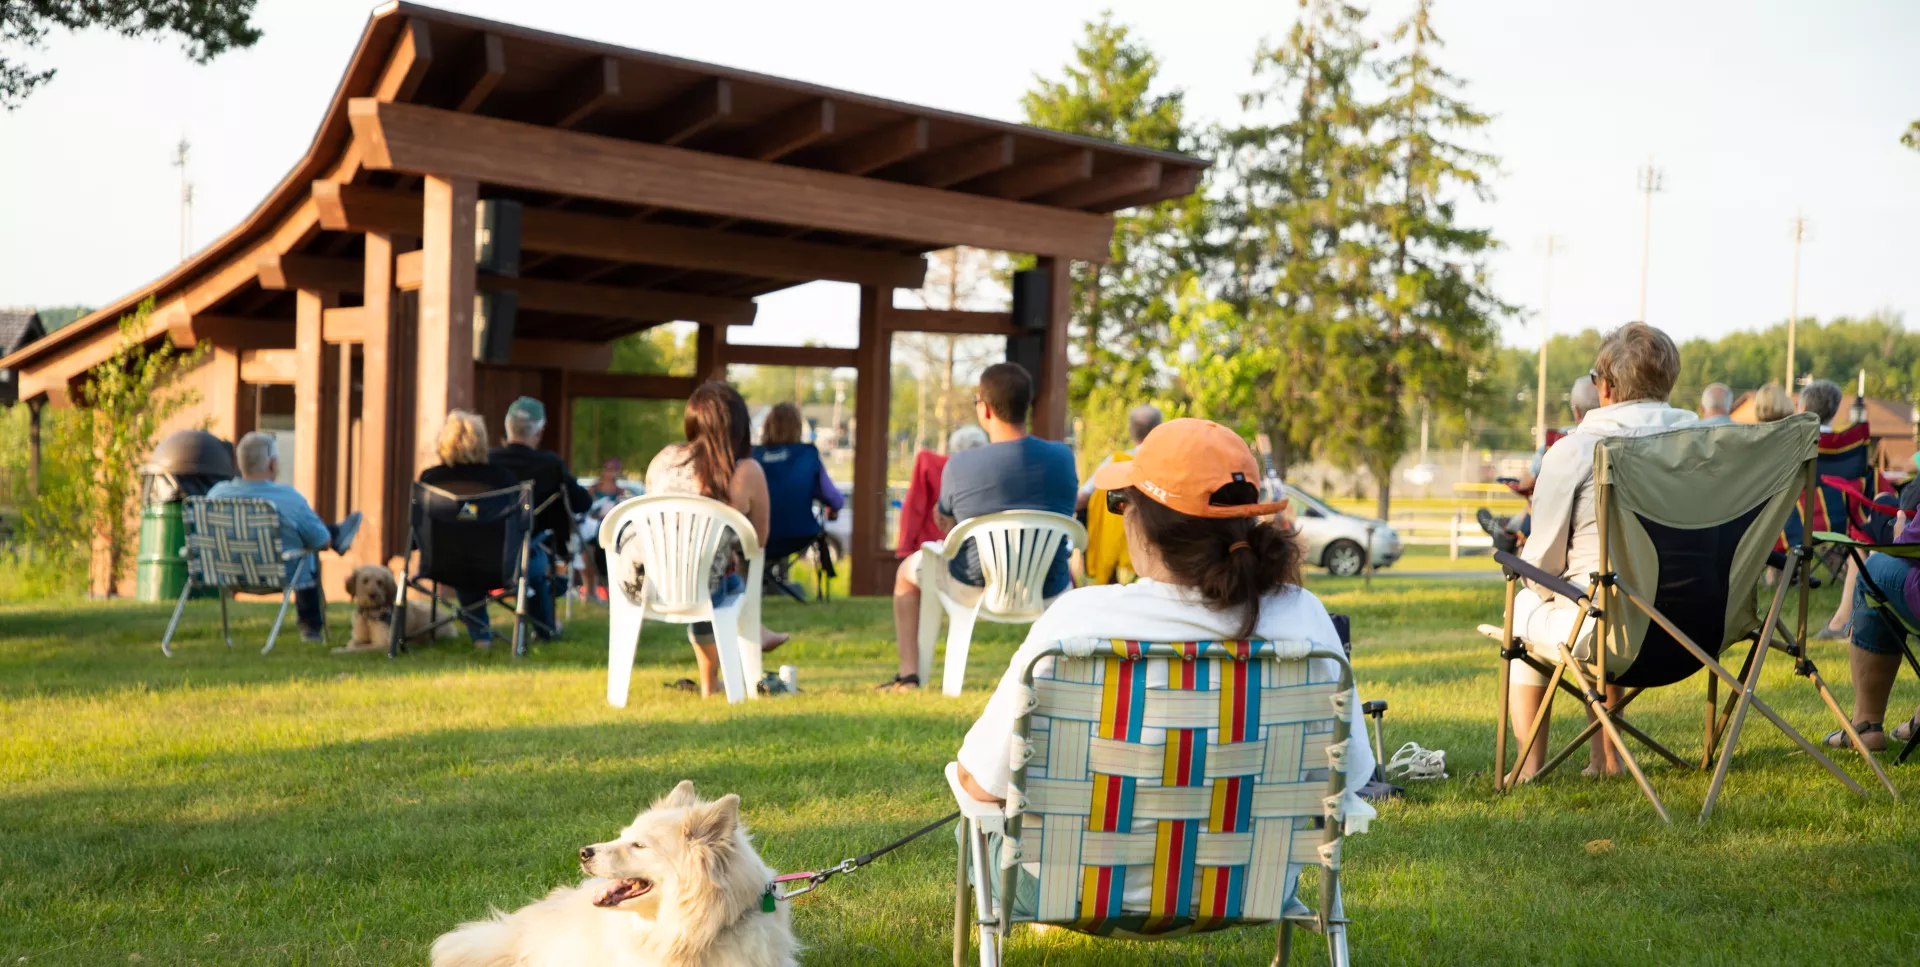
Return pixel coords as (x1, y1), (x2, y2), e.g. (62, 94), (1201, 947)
(1522, 400), (1697, 593)
(957, 577), (1375, 821)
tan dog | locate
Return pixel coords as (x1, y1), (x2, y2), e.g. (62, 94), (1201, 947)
(336, 564), (453, 653)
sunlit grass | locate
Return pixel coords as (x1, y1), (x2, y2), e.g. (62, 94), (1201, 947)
(1, 575), (1914, 965)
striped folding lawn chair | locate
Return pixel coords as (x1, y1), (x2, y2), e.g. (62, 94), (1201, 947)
(159, 496), (321, 657)
(946, 637), (1364, 967)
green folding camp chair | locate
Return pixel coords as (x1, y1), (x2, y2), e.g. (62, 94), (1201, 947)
(1488, 414), (1896, 822)
(946, 637), (1362, 967)
(1809, 531), (1920, 765)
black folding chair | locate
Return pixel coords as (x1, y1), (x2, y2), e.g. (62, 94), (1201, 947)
(390, 480), (544, 657)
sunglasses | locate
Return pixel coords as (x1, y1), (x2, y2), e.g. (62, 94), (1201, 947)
(1105, 489), (1129, 515)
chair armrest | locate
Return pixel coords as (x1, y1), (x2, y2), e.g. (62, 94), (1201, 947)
(1493, 550), (1590, 603)
(1814, 532), (1920, 558)
(281, 549), (310, 562)
(944, 762), (1004, 821)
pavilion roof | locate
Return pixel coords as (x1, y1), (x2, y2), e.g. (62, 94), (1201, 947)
(4, 2), (1206, 371)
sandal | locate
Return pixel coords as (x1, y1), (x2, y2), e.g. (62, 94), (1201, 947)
(1384, 742), (1448, 781)
(875, 673), (921, 692)
(1892, 718), (1920, 744)
(664, 678), (700, 693)
(1822, 721), (1885, 751)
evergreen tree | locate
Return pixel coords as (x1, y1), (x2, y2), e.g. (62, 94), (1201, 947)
(1336, 0), (1508, 518)
(1021, 14), (1206, 467)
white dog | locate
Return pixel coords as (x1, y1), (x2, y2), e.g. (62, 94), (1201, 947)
(431, 781), (798, 967)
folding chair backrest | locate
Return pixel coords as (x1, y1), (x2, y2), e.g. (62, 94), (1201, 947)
(182, 496), (296, 590)
(599, 494), (761, 619)
(412, 481), (532, 591)
(942, 511), (1087, 620)
(1006, 638), (1354, 939)
(1595, 414), (1816, 688)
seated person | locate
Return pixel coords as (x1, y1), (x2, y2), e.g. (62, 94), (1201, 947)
(1080, 405), (1162, 585)
(751, 401), (845, 564)
(1477, 375), (1600, 553)
(206, 432), (361, 644)
(419, 410), (524, 648)
(896, 426), (989, 558)
(579, 459), (628, 604)
(1074, 404), (1163, 515)
(885, 362), (1077, 691)
(488, 396), (590, 639)
(952, 419), (1375, 913)
(1506, 323), (1695, 780)
(1834, 504), (1920, 752)
(644, 382), (790, 696)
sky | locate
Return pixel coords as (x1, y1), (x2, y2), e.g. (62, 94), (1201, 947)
(1, 0), (1915, 354)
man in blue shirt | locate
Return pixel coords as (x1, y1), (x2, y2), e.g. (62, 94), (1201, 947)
(206, 432), (360, 644)
(884, 362), (1078, 690)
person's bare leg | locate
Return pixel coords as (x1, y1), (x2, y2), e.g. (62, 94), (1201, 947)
(893, 559), (923, 679)
(1508, 683), (1549, 781)
(1825, 559), (1858, 632)
(1585, 684), (1626, 776)
(1849, 646), (1900, 741)
(692, 641), (721, 697)
(760, 626), (790, 651)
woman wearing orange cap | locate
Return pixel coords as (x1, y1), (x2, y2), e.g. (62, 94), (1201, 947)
(954, 419), (1375, 844)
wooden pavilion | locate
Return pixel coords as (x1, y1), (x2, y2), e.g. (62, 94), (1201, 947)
(0, 3), (1207, 596)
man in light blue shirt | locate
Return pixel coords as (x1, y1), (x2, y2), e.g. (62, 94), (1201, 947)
(1698, 383), (1735, 425)
(207, 432), (360, 643)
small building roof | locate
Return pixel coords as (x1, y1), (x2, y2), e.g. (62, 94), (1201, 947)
(0, 309), (43, 357)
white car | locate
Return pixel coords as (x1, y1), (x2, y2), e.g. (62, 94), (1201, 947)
(1285, 486), (1403, 577)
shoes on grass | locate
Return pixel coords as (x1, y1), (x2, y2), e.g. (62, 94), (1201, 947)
(1475, 508), (1500, 539)
(876, 673), (921, 692)
(299, 628), (325, 645)
(1385, 742), (1448, 781)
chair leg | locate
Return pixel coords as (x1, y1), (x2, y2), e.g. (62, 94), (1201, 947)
(1561, 655), (1670, 822)
(160, 579), (194, 657)
(389, 566), (412, 658)
(1505, 660), (1563, 787)
(606, 589), (646, 708)
(1701, 673), (1718, 769)
(710, 604), (749, 704)
(1494, 655), (1512, 792)
(1801, 660), (1900, 798)
(918, 556), (943, 683)
(739, 555), (766, 691)
(1326, 922), (1351, 967)
(219, 591), (233, 648)
(511, 578), (529, 659)
(941, 604), (980, 697)
(953, 831), (971, 967)
(968, 820), (1000, 967)
(264, 586), (293, 655)
(1274, 920), (1294, 967)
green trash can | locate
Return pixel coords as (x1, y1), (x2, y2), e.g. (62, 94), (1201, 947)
(134, 429), (238, 603)
(135, 500), (187, 602)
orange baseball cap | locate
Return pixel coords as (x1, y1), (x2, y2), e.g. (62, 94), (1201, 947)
(1090, 418), (1288, 519)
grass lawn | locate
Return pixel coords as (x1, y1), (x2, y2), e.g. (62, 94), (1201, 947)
(2, 574), (1917, 965)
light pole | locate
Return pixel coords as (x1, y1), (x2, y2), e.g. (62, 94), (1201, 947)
(1786, 211), (1810, 388)
(1535, 233), (1566, 448)
(1635, 157), (1664, 323)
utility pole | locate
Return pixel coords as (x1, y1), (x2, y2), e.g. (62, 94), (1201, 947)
(1535, 233), (1565, 449)
(1786, 211), (1810, 388)
(1635, 157), (1663, 323)
(172, 137), (194, 261)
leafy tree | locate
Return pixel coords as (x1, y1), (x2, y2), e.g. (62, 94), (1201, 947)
(1336, 0), (1507, 518)
(14, 300), (206, 593)
(2, 1), (262, 109)
(570, 325), (692, 475)
(1904, 120), (1919, 152)
(1021, 13), (1207, 469)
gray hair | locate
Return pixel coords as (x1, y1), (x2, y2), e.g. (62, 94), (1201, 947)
(1127, 404), (1164, 444)
(235, 431), (277, 478)
(1699, 383), (1733, 416)
(1569, 375), (1601, 420)
(504, 409), (545, 442)
(1799, 379), (1842, 424)
(949, 425), (989, 453)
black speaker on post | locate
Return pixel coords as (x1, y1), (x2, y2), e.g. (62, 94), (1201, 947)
(1009, 267), (1050, 334)
(1005, 333), (1044, 380)
(472, 198), (523, 364)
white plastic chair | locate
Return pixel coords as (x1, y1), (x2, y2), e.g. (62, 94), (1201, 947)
(918, 510), (1087, 696)
(599, 494), (766, 705)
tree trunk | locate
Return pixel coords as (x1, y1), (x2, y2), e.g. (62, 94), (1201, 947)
(1374, 467), (1392, 521)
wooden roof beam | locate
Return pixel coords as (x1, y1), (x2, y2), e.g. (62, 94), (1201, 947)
(963, 149), (1093, 202)
(165, 314), (294, 351)
(453, 32), (506, 113)
(1037, 160), (1162, 210)
(374, 18), (433, 102)
(1096, 164), (1201, 212)
(552, 55), (621, 129)
(811, 118), (928, 175)
(724, 344), (857, 369)
(891, 133), (1015, 189)
(313, 181), (928, 288)
(719, 98), (835, 162)
(350, 100), (1115, 262)
(882, 307), (1019, 337)
(390, 249), (757, 325)
(637, 77), (732, 145)
(257, 252), (364, 292)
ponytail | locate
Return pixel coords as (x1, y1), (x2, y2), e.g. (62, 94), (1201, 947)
(1123, 487), (1304, 638)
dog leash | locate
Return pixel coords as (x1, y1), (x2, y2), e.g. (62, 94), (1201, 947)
(763, 810), (961, 909)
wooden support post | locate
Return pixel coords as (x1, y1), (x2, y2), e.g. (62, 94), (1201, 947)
(334, 342), (356, 520)
(1032, 255), (1073, 441)
(541, 367), (572, 463)
(359, 232), (400, 566)
(850, 285), (892, 596)
(695, 323), (725, 382)
(415, 176), (477, 477)
(294, 289), (339, 511)
(208, 345), (249, 441)
(26, 398), (42, 496)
